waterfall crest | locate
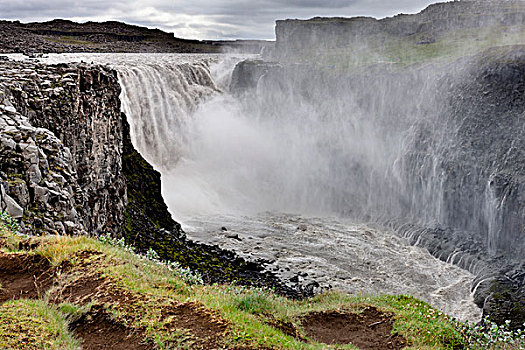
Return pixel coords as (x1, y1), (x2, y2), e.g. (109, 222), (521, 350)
(118, 58), (220, 170)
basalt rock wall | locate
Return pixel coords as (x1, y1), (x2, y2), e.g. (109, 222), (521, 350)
(272, 0), (525, 60)
(1, 60), (127, 235)
(0, 59), (180, 241)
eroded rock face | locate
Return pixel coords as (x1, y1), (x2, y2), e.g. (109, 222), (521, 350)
(0, 85), (82, 234)
(0, 60), (125, 235)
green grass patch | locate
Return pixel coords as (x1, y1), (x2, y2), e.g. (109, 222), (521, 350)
(0, 221), (523, 349)
(44, 36), (96, 46)
(0, 299), (79, 350)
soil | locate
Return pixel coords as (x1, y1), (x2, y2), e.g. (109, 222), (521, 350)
(52, 250), (231, 349)
(70, 307), (151, 350)
(161, 301), (229, 349)
(50, 272), (106, 304)
(0, 251), (54, 303)
(264, 314), (305, 341)
(48, 251), (106, 304)
(301, 306), (407, 350)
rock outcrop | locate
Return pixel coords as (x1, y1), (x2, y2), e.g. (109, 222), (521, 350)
(0, 60), (126, 235)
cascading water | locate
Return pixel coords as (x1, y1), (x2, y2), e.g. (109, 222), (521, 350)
(116, 55), (222, 170)
(111, 54), (484, 321)
(27, 51), (523, 322)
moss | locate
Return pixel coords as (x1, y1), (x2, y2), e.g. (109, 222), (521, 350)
(487, 280), (525, 330)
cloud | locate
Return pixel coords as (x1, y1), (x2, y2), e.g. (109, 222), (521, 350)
(0, 0), (443, 39)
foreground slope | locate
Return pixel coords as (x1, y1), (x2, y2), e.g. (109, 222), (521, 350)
(2, 220), (508, 349)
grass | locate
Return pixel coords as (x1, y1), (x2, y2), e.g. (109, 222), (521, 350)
(0, 299), (79, 350)
(0, 218), (523, 349)
(44, 36), (96, 46)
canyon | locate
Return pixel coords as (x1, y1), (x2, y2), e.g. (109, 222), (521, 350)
(0, 0), (524, 329)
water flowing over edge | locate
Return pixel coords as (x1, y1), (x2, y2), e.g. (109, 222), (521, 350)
(8, 53), (483, 322)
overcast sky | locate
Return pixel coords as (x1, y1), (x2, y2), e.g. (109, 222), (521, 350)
(0, 0), (447, 40)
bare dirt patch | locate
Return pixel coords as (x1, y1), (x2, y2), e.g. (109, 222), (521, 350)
(264, 314), (305, 341)
(301, 306), (407, 349)
(49, 250), (136, 306)
(52, 251), (231, 349)
(70, 306), (151, 350)
(0, 252), (54, 303)
(50, 271), (107, 305)
(162, 301), (229, 349)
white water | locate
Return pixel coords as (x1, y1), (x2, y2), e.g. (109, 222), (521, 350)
(184, 213), (482, 321)
(15, 53), (483, 322)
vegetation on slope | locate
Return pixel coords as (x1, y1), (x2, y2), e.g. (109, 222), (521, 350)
(0, 216), (524, 349)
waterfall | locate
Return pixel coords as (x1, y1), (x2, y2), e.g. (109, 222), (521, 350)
(36, 52), (521, 267)
(109, 53), (523, 264)
(19, 52), (491, 321)
(112, 56), (485, 321)
(117, 58), (220, 170)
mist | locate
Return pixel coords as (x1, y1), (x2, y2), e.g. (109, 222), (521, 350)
(98, 0), (524, 324)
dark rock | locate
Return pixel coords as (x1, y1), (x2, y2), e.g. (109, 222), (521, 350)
(297, 224), (307, 232)
(225, 233), (241, 240)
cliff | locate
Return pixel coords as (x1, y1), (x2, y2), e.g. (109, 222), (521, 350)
(271, 0), (525, 65)
(0, 60), (126, 235)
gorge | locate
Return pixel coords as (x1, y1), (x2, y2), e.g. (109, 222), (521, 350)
(0, 0), (524, 333)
